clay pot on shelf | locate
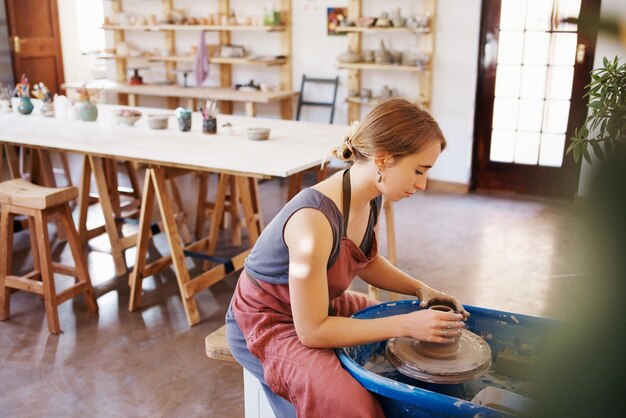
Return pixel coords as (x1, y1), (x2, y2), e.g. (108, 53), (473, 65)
(337, 48), (362, 64)
(374, 12), (391, 28)
(355, 16), (375, 27)
(362, 50), (374, 63)
(374, 40), (392, 65)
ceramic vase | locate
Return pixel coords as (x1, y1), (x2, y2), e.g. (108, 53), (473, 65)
(79, 101), (98, 122)
(17, 97), (34, 115)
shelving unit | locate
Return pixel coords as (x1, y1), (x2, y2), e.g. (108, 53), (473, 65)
(103, 0), (294, 118)
(341, 0), (436, 123)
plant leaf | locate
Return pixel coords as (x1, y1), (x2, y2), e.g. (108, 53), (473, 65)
(582, 146), (592, 164)
(591, 141), (605, 160)
(573, 142), (582, 163)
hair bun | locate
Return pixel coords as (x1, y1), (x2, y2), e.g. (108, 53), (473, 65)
(341, 144), (353, 159)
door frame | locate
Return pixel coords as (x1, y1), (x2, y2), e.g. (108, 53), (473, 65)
(471, 0), (601, 199)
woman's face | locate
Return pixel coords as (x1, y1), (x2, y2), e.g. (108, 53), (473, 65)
(377, 142), (442, 201)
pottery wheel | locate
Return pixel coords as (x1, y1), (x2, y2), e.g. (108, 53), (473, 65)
(385, 330), (492, 384)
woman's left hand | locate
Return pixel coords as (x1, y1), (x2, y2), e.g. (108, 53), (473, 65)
(416, 285), (470, 319)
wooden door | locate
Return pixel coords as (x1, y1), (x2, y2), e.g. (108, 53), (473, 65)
(472, 0), (601, 199)
(5, 0), (65, 95)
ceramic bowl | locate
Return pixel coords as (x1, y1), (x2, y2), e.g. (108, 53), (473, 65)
(147, 114), (170, 130)
(247, 127), (270, 141)
(114, 109), (142, 126)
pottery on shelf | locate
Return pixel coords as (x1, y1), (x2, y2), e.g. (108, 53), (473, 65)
(355, 17), (375, 27)
(362, 50), (374, 63)
(337, 48), (362, 64)
(374, 12), (391, 28)
(374, 40), (392, 65)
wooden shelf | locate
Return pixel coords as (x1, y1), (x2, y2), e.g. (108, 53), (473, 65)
(148, 55), (194, 63)
(337, 62), (428, 73)
(346, 96), (427, 108)
(336, 26), (431, 34)
(102, 24), (285, 32)
(95, 53), (150, 60)
(102, 0), (293, 118)
(342, 0), (436, 122)
(210, 57), (288, 66)
(147, 56), (287, 66)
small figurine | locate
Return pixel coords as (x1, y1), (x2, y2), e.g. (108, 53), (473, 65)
(32, 82), (54, 117)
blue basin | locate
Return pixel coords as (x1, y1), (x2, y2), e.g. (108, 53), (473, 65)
(336, 300), (558, 417)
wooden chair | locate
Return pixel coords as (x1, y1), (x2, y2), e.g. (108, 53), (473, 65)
(295, 74), (340, 124)
(0, 179), (98, 334)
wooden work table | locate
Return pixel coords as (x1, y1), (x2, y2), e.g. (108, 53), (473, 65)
(0, 105), (348, 326)
(63, 80), (298, 118)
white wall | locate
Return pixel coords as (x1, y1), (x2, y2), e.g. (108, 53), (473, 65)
(59, 0), (481, 185)
(57, 0), (101, 83)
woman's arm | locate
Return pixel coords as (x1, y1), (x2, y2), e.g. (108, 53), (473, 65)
(284, 208), (464, 349)
(358, 256), (469, 317)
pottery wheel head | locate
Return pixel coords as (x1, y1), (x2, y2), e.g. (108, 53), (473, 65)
(385, 330), (492, 384)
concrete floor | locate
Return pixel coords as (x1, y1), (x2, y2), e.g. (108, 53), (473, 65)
(0, 168), (583, 417)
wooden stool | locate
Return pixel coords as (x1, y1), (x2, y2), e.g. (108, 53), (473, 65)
(205, 324), (236, 363)
(0, 179), (98, 334)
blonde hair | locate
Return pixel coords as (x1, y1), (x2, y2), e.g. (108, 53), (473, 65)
(331, 98), (446, 165)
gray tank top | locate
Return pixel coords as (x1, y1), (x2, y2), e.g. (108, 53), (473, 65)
(244, 182), (382, 285)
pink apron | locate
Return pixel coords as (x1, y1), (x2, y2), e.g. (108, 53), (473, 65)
(231, 174), (385, 417)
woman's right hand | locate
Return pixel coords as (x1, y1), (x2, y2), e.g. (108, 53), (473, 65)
(401, 309), (465, 343)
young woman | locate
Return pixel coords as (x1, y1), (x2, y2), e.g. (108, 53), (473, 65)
(226, 98), (468, 417)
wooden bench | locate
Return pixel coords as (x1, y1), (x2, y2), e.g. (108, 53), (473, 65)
(205, 324), (236, 363)
(205, 324), (276, 418)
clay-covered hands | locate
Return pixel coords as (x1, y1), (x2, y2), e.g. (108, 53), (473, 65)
(402, 308), (465, 344)
(416, 285), (470, 319)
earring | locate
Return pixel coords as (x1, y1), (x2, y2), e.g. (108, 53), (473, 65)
(377, 170), (383, 183)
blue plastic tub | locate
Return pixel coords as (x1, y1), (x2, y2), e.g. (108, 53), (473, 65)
(336, 300), (558, 417)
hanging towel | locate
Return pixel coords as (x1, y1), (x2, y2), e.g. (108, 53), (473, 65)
(194, 30), (209, 86)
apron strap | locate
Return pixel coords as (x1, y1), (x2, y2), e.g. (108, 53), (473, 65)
(341, 169), (351, 237)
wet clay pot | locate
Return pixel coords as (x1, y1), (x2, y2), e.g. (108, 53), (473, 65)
(418, 303), (461, 359)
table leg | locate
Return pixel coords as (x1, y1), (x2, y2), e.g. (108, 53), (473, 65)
(280, 98), (293, 120)
(236, 176), (261, 244)
(244, 102), (257, 118)
(2, 145), (20, 180)
(151, 166), (200, 325)
(90, 156), (128, 276)
(129, 169), (156, 311)
(206, 173), (230, 256)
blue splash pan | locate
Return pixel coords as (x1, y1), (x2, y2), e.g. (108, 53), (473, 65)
(336, 300), (558, 417)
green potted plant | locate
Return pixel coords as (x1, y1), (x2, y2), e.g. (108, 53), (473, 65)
(567, 56), (625, 164)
